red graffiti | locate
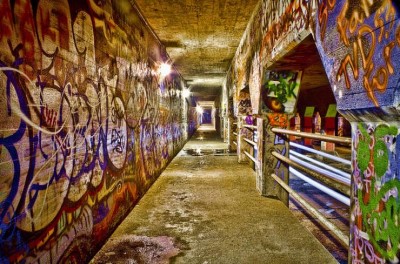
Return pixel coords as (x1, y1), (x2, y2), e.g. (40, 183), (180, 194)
(43, 104), (58, 128)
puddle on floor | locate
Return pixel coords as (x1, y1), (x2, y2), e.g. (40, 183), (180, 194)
(182, 149), (236, 156)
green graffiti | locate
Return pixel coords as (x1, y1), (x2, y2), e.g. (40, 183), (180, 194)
(374, 125), (397, 178)
(356, 124), (400, 261)
(374, 140), (388, 178)
(356, 123), (371, 172)
(266, 73), (297, 104)
(358, 178), (400, 260)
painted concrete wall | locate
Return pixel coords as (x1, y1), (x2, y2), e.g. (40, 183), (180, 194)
(314, 1), (400, 262)
(0, 0), (190, 263)
(226, 0), (400, 262)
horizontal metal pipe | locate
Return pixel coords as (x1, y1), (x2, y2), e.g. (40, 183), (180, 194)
(290, 150), (350, 179)
(289, 155), (351, 185)
(290, 167), (350, 206)
(244, 151), (258, 165)
(272, 151), (350, 196)
(244, 138), (257, 147)
(272, 128), (351, 146)
(270, 173), (349, 247)
(243, 125), (257, 130)
(290, 142), (351, 166)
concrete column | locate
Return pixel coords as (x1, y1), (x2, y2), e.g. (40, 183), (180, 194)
(314, 1), (400, 262)
(257, 114), (289, 205)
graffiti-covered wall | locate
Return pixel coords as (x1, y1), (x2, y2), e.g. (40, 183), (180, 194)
(226, 0), (313, 119)
(0, 0), (189, 262)
(314, 1), (400, 263)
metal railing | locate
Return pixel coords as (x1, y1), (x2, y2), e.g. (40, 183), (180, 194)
(271, 128), (351, 248)
(242, 122), (259, 166)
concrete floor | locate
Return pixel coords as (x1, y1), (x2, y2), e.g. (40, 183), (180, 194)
(91, 125), (337, 264)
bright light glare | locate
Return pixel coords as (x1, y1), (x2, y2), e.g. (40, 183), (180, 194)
(159, 63), (171, 77)
(196, 105), (204, 114)
(182, 89), (190, 98)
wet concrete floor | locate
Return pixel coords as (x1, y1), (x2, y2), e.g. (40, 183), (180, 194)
(92, 125), (337, 264)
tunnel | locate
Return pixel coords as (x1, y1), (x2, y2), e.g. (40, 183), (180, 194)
(1, 1), (400, 263)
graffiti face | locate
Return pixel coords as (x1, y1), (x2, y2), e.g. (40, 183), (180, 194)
(261, 71), (302, 114)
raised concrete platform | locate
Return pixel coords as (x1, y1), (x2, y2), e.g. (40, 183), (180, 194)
(92, 126), (336, 263)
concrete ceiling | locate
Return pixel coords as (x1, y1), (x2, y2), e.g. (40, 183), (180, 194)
(268, 35), (330, 91)
(134, 0), (260, 100)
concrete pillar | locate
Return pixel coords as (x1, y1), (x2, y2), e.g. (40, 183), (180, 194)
(314, 1), (400, 262)
(257, 114), (289, 205)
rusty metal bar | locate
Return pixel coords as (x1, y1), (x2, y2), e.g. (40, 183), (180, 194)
(272, 128), (351, 146)
(243, 125), (257, 130)
(244, 151), (258, 165)
(243, 138), (257, 147)
(272, 151), (350, 196)
(270, 173), (349, 247)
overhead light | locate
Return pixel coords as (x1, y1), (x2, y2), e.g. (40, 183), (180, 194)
(159, 63), (171, 77)
(182, 89), (190, 98)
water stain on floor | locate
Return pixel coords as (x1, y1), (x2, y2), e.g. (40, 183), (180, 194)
(91, 235), (180, 264)
(182, 149), (236, 156)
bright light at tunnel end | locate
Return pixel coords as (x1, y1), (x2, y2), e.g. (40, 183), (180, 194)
(196, 105), (204, 114)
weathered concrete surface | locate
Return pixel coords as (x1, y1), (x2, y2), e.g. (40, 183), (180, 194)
(92, 127), (336, 263)
(134, 0), (260, 95)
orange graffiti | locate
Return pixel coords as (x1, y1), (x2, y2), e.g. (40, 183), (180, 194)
(335, 1), (398, 106)
(318, 0), (336, 41)
(267, 113), (288, 128)
(260, 0), (308, 59)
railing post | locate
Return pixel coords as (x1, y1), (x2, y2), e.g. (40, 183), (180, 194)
(256, 117), (265, 195)
(228, 116), (236, 152)
(260, 113), (290, 206)
(237, 116), (247, 163)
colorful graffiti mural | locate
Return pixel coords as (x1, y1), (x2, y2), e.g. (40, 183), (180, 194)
(315, 2), (400, 261)
(261, 71), (302, 114)
(0, 0), (189, 263)
(260, 0), (310, 62)
(315, 0), (400, 110)
(351, 123), (400, 263)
